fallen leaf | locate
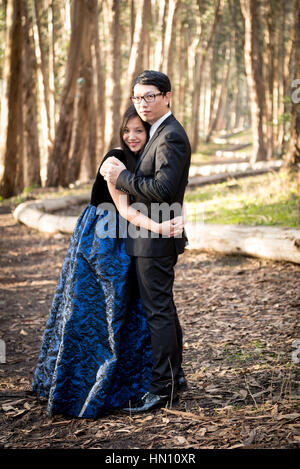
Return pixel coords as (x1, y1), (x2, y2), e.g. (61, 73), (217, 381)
(2, 404), (16, 412)
(205, 386), (220, 393)
(228, 443), (245, 449)
(206, 425), (219, 432)
(243, 428), (257, 446)
(239, 389), (248, 399)
(134, 415), (154, 423)
(198, 428), (206, 436)
(163, 408), (208, 421)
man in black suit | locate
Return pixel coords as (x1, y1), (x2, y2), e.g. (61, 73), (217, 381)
(101, 70), (191, 413)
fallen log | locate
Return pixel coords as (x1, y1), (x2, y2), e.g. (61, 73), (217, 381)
(188, 161), (282, 186)
(184, 222), (300, 264)
(189, 159), (282, 178)
(13, 194), (90, 234)
(13, 196), (300, 264)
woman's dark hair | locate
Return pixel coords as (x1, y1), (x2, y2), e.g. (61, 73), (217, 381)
(119, 104), (150, 156)
(131, 70), (171, 95)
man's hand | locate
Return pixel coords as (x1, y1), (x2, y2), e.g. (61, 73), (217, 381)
(159, 216), (184, 237)
(100, 157), (126, 185)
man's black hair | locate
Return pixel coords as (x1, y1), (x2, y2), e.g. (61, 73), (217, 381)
(132, 70), (172, 95)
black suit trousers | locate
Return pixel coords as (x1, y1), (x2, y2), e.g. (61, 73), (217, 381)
(133, 255), (183, 396)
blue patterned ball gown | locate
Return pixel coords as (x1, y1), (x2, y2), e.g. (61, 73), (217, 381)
(32, 149), (153, 419)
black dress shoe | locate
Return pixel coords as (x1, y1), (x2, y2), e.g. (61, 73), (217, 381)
(122, 392), (178, 414)
(177, 376), (188, 390)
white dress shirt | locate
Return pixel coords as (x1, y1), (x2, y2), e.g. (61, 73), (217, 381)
(149, 111), (172, 141)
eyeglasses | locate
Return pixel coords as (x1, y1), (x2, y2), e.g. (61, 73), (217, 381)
(131, 93), (163, 104)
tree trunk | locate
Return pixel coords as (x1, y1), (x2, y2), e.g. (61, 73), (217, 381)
(21, 0), (41, 188)
(262, 0), (275, 160)
(0, 0), (23, 198)
(283, 0), (300, 173)
(207, 44), (231, 136)
(281, 5), (294, 152)
(87, 75), (97, 180)
(47, 0), (56, 149)
(228, 0), (244, 131)
(46, 0), (87, 187)
(240, 0), (268, 163)
(177, 19), (189, 128)
(143, 0), (151, 70)
(153, 0), (166, 70)
(122, 0), (148, 114)
(104, 0), (121, 152)
(92, 0), (105, 163)
(162, 0), (178, 77)
(191, 0), (223, 152)
(32, 0), (54, 173)
(68, 1), (94, 184)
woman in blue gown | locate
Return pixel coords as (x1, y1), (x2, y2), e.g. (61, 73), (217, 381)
(32, 106), (184, 419)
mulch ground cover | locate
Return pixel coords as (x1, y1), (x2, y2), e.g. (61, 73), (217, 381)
(0, 202), (299, 450)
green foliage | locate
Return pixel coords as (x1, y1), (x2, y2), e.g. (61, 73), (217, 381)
(184, 171), (300, 227)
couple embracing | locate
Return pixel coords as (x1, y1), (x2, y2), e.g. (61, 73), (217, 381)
(32, 70), (191, 419)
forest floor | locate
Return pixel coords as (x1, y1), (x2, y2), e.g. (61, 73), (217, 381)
(0, 204), (300, 451)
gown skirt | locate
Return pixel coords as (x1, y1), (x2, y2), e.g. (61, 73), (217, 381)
(32, 204), (153, 419)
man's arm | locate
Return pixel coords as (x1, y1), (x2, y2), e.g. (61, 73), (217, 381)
(106, 180), (184, 237)
(116, 131), (190, 204)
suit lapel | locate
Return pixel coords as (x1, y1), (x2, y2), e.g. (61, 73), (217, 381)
(135, 114), (175, 172)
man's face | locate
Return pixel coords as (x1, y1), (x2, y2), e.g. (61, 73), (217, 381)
(132, 84), (171, 125)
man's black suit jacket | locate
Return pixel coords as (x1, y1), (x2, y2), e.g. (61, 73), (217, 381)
(116, 114), (191, 257)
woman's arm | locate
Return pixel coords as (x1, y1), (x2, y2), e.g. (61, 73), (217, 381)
(106, 178), (183, 237)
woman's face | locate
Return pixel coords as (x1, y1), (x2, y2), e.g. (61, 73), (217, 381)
(122, 116), (147, 154)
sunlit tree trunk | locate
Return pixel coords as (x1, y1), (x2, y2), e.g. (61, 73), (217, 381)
(47, 0), (56, 148)
(31, 0), (49, 183)
(22, 0), (41, 188)
(240, 0), (268, 163)
(87, 73), (97, 180)
(177, 19), (189, 128)
(68, 42), (92, 183)
(122, 0), (148, 114)
(262, 0), (275, 159)
(202, 54), (213, 137)
(162, 0), (179, 77)
(93, 0), (105, 162)
(228, 0), (244, 130)
(211, 45), (231, 133)
(284, 0), (300, 174)
(46, 0), (87, 187)
(144, 0), (152, 70)
(104, 0), (121, 151)
(32, 0), (55, 168)
(281, 4), (294, 152)
(0, 0), (23, 198)
(152, 0), (166, 70)
(191, 0), (223, 151)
